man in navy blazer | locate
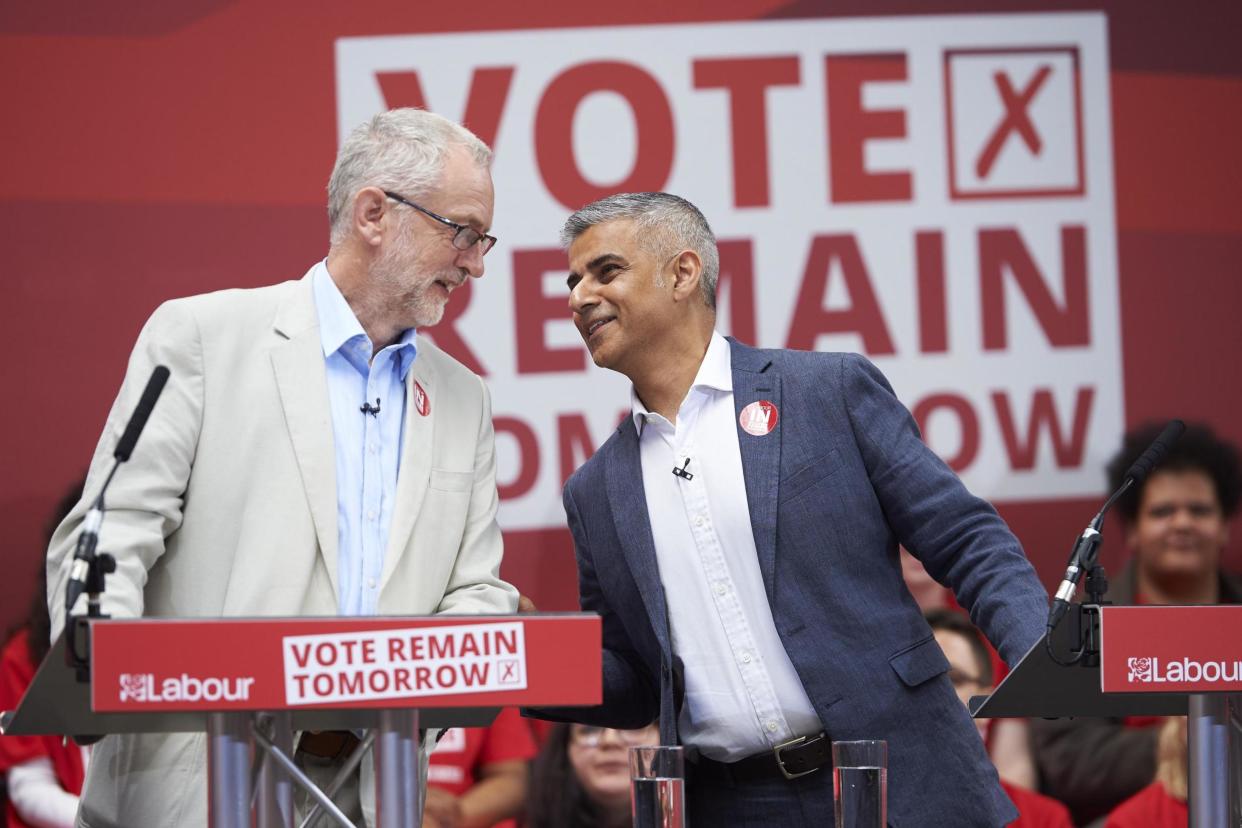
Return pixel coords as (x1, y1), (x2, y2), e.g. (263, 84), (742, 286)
(538, 192), (1048, 826)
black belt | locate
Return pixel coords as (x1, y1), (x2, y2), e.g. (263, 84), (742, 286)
(690, 733), (832, 784)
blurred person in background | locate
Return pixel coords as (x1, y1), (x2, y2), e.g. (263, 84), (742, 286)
(1102, 717), (1188, 828)
(926, 609), (1072, 828)
(423, 708), (536, 828)
(525, 722), (659, 828)
(0, 483), (86, 828)
(1032, 422), (1241, 825)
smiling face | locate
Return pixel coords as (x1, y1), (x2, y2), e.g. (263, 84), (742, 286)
(1128, 469), (1228, 586)
(566, 218), (677, 379)
(373, 145), (494, 330)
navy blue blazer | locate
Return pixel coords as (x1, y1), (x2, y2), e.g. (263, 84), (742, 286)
(547, 340), (1048, 827)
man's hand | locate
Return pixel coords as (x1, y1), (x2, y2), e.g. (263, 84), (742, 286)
(517, 593), (538, 614)
(422, 786), (462, 828)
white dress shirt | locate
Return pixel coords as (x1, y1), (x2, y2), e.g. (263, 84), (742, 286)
(633, 332), (821, 761)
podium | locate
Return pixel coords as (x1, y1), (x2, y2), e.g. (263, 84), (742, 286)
(1, 614), (601, 828)
(971, 605), (1241, 828)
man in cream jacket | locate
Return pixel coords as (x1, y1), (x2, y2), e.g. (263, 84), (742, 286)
(46, 108), (518, 827)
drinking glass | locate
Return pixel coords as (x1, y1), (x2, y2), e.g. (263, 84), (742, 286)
(832, 739), (887, 828)
(629, 745), (686, 828)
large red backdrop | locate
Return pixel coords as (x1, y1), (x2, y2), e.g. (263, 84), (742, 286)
(2, 0), (1240, 634)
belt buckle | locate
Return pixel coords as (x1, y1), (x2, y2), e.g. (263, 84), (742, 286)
(773, 735), (819, 781)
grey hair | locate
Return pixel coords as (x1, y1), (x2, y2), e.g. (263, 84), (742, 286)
(327, 108), (491, 245)
(560, 192), (720, 309)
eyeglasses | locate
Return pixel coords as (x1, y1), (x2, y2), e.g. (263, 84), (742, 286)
(383, 190), (497, 256)
(570, 725), (658, 748)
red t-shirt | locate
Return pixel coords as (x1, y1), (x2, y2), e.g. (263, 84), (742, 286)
(427, 707), (537, 828)
(1001, 779), (1073, 827)
(0, 629), (87, 828)
(1103, 782), (1187, 828)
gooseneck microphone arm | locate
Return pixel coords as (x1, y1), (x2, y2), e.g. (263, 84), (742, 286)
(1045, 478), (1133, 632)
(1044, 419), (1185, 665)
(63, 366), (171, 618)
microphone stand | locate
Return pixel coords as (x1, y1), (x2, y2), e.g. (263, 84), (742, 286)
(1045, 477), (1135, 668)
(1045, 418), (1183, 667)
(64, 365), (170, 683)
(1054, 541), (1111, 669)
(65, 480), (119, 683)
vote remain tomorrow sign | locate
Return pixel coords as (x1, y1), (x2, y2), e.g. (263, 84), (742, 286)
(335, 13), (1120, 530)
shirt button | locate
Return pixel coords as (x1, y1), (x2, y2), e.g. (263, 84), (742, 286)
(367, 510), (377, 521)
(715, 583), (727, 596)
(367, 578), (376, 589)
(766, 721), (779, 733)
(740, 651), (752, 664)
(368, 444), (377, 455)
(693, 515), (705, 527)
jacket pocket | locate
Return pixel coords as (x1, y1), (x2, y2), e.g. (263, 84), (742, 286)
(781, 448), (840, 502)
(888, 634), (949, 687)
(429, 469), (472, 492)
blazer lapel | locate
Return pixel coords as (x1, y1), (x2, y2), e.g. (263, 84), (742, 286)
(379, 349), (435, 593)
(606, 421), (672, 655)
(271, 277), (340, 600)
(729, 339), (782, 606)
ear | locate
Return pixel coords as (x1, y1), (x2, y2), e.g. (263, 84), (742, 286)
(669, 249), (703, 303)
(352, 187), (390, 248)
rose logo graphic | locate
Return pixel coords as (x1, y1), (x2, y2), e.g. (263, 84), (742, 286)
(1127, 657), (1153, 683)
(119, 673), (148, 701)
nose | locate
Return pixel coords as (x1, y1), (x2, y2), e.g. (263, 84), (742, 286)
(595, 728), (627, 748)
(456, 241), (486, 279)
(1170, 506), (1196, 529)
(569, 277), (597, 315)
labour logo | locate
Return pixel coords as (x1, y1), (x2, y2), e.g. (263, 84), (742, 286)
(1127, 657), (1153, 683)
(119, 673), (149, 701)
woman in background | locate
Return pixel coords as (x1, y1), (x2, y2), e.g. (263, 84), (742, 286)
(525, 723), (658, 828)
(0, 482), (87, 828)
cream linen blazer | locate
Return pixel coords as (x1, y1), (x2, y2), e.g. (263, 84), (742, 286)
(47, 271), (517, 827)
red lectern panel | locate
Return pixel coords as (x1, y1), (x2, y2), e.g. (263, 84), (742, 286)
(90, 615), (600, 713)
(1099, 605), (1242, 694)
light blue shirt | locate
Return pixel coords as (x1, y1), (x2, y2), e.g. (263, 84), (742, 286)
(312, 262), (417, 615)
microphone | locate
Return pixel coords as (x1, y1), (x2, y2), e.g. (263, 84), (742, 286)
(360, 398), (381, 417)
(1046, 419), (1185, 631)
(671, 458), (693, 480)
(115, 366), (170, 461)
(1121, 419), (1185, 488)
(65, 366), (171, 612)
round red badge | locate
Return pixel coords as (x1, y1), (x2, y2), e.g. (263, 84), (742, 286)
(739, 400), (779, 436)
(414, 381), (430, 417)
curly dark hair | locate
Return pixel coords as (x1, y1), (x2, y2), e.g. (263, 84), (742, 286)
(1107, 423), (1241, 523)
(525, 723), (631, 828)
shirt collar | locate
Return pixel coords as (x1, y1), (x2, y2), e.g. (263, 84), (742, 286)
(312, 261), (418, 380)
(630, 331), (733, 435)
